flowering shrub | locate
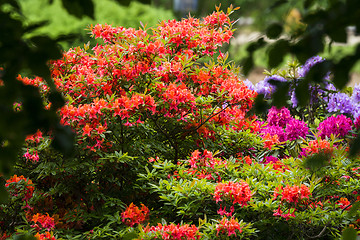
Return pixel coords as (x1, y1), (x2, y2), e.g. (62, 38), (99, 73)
(1, 6), (360, 240)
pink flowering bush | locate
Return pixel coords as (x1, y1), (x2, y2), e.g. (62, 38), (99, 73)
(1, 6), (360, 240)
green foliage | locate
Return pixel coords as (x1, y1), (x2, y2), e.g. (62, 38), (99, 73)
(19, 0), (175, 49)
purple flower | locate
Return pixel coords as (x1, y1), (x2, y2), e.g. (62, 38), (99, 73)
(352, 83), (360, 103)
(298, 56), (325, 78)
(243, 79), (256, 91)
(326, 92), (354, 115)
(255, 75), (287, 98)
(267, 106), (292, 127)
(290, 90), (298, 108)
(261, 124), (286, 142)
(285, 119), (308, 141)
(317, 115), (353, 139)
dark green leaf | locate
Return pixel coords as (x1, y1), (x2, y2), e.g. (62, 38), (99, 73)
(304, 60), (332, 83)
(253, 94), (270, 115)
(304, 0), (316, 9)
(136, 0), (152, 4)
(61, 0), (95, 19)
(269, 0), (288, 10)
(349, 132), (360, 157)
(0, 184), (8, 204)
(266, 23), (283, 39)
(268, 80), (290, 108)
(292, 32), (324, 64)
(332, 57), (354, 90)
(13, 233), (36, 240)
(303, 151), (331, 172)
(23, 21), (49, 33)
(347, 202), (360, 217)
(327, 27), (347, 43)
(267, 39), (290, 68)
(295, 80), (310, 107)
(51, 125), (75, 157)
(246, 37), (266, 53)
(241, 55), (254, 76)
(48, 91), (65, 110)
(114, 0), (131, 6)
(6, 0), (20, 11)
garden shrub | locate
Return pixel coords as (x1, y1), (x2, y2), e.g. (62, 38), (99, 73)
(1, 5), (360, 240)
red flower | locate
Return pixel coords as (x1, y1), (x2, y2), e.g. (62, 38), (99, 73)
(144, 223), (201, 240)
(121, 203), (149, 227)
(34, 232), (56, 240)
(337, 197), (351, 210)
(216, 217), (242, 237)
(214, 181), (252, 206)
(279, 184), (311, 204)
(31, 213), (56, 231)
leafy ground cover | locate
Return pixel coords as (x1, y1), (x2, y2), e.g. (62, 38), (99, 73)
(1, 6), (360, 240)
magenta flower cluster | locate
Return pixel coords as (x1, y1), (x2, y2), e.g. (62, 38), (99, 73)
(285, 119), (309, 141)
(317, 115), (353, 139)
(260, 107), (309, 142)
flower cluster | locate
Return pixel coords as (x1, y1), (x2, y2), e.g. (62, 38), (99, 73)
(34, 232), (57, 240)
(317, 115), (353, 139)
(214, 181), (252, 206)
(267, 106), (292, 127)
(121, 203), (149, 227)
(5, 175), (34, 208)
(260, 106), (308, 142)
(31, 213), (56, 231)
(216, 217), (242, 237)
(301, 138), (333, 156)
(188, 149), (227, 169)
(144, 223), (201, 240)
(285, 118), (308, 141)
(280, 184), (311, 204)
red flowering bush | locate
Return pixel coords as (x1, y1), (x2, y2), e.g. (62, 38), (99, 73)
(2, 5), (360, 240)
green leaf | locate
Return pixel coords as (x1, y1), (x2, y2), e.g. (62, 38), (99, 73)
(13, 233), (36, 240)
(251, 94), (270, 116)
(342, 227), (357, 240)
(303, 152), (331, 172)
(51, 125), (75, 156)
(48, 91), (65, 110)
(122, 232), (138, 240)
(266, 23), (283, 39)
(304, 0), (316, 9)
(268, 80), (290, 108)
(332, 56), (356, 90)
(327, 27), (347, 43)
(295, 80), (310, 107)
(0, 184), (8, 203)
(241, 55), (254, 76)
(304, 60), (332, 83)
(61, 0), (95, 19)
(349, 132), (360, 157)
(347, 202), (360, 217)
(267, 39), (290, 68)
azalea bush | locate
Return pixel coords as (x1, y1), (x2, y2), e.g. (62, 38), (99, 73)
(1, 5), (360, 240)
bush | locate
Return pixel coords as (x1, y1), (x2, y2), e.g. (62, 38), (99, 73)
(1, 6), (360, 240)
